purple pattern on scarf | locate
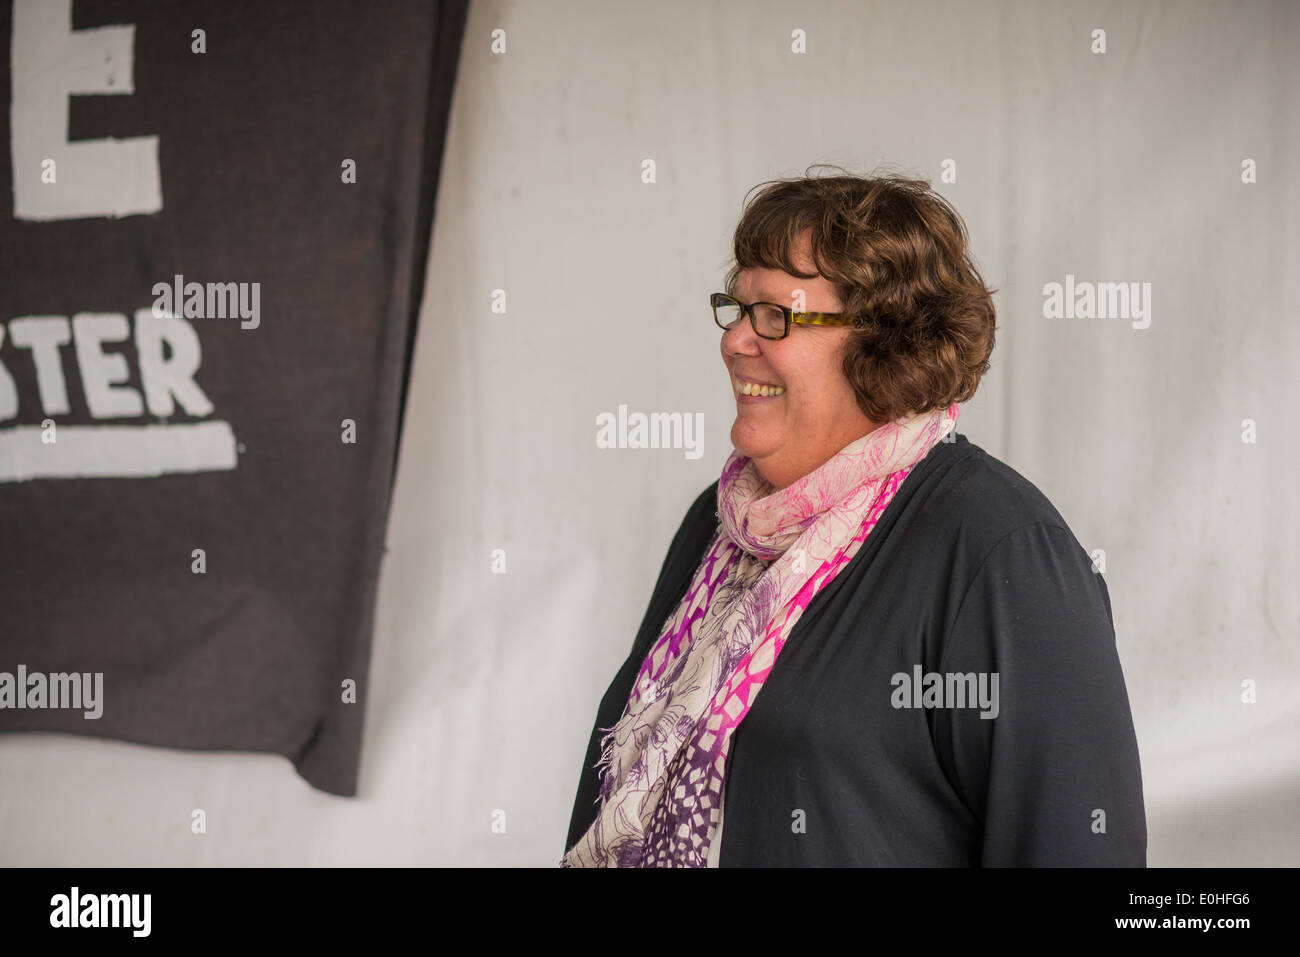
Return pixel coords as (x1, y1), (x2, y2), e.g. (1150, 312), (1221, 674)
(633, 539), (741, 700)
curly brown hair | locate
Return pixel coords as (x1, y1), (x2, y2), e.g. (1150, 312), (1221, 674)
(723, 166), (997, 423)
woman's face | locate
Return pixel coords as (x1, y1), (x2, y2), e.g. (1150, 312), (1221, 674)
(721, 234), (881, 490)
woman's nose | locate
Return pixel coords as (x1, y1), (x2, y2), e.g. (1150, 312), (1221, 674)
(721, 314), (760, 354)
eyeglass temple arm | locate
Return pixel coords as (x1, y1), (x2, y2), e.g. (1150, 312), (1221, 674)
(791, 312), (856, 326)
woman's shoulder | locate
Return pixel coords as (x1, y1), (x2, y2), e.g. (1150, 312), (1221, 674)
(900, 434), (1098, 584)
(927, 434), (1073, 533)
(650, 480), (723, 582)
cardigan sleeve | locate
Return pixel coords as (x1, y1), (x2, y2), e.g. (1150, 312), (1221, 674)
(931, 521), (1147, 866)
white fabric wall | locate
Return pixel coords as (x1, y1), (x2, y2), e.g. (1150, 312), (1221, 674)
(3, 0), (1296, 866)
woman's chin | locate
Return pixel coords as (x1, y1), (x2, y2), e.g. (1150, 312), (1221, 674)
(730, 423), (776, 460)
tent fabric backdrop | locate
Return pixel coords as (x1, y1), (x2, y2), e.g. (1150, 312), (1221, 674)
(1, 0), (1296, 867)
(0, 0), (469, 796)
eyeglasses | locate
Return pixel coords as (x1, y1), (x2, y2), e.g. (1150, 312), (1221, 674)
(710, 292), (857, 340)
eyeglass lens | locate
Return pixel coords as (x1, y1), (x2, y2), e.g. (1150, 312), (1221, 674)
(714, 298), (787, 337)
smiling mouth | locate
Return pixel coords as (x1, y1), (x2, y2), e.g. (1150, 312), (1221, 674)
(731, 374), (786, 397)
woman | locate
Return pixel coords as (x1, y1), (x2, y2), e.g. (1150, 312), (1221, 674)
(562, 169), (1146, 867)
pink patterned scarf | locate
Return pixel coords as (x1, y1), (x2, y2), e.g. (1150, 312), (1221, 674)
(561, 403), (959, 867)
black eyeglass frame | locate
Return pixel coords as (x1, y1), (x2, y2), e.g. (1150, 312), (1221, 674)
(710, 292), (858, 340)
